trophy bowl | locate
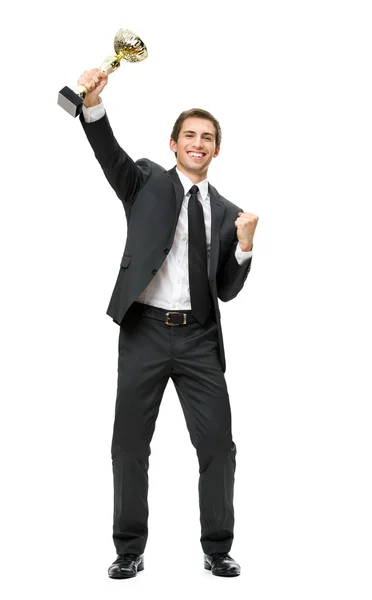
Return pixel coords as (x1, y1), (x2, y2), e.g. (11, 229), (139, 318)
(114, 29), (148, 63)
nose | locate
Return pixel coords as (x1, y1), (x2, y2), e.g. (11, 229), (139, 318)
(193, 137), (204, 149)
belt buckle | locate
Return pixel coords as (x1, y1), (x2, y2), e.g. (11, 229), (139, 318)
(165, 311), (187, 326)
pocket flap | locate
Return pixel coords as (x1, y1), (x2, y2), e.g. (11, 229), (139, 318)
(120, 255), (132, 268)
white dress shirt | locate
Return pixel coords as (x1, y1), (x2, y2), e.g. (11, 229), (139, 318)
(83, 103), (253, 311)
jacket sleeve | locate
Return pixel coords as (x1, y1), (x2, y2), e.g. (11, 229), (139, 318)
(79, 112), (151, 211)
(216, 237), (252, 302)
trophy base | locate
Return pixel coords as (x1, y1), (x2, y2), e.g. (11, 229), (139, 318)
(58, 86), (84, 118)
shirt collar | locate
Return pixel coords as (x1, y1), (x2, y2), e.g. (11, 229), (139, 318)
(176, 168), (209, 202)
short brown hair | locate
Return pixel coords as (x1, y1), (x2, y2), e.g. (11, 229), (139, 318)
(171, 108), (222, 148)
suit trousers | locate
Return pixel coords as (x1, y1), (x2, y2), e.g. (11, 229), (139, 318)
(111, 301), (237, 556)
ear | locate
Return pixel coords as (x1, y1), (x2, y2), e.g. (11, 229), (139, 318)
(213, 145), (221, 158)
(169, 138), (177, 153)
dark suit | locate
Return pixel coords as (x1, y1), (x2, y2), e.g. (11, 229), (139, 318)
(80, 112), (253, 556)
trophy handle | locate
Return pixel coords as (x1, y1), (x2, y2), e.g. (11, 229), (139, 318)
(99, 55), (121, 74)
(74, 56), (121, 98)
(75, 84), (88, 99)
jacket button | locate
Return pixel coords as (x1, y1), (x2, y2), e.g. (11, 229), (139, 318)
(152, 269), (158, 275)
(164, 248), (169, 254)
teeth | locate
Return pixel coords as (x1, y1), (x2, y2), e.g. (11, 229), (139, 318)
(189, 153), (203, 158)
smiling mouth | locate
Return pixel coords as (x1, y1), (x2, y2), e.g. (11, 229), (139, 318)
(187, 152), (206, 160)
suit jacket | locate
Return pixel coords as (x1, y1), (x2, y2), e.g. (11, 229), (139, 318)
(80, 113), (253, 372)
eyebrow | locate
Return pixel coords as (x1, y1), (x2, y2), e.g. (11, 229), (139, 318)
(183, 130), (215, 138)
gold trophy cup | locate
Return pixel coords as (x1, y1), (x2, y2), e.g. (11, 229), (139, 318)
(58, 29), (148, 117)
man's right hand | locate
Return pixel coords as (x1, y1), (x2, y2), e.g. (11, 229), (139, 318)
(78, 68), (108, 108)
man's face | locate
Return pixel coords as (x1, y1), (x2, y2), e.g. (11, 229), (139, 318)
(169, 117), (220, 180)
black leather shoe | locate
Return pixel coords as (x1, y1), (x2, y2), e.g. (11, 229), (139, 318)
(108, 553), (144, 579)
(204, 552), (241, 577)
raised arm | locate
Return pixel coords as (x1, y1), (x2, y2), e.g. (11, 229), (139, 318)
(77, 69), (150, 211)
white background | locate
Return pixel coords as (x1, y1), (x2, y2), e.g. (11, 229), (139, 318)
(1, 1), (371, 598)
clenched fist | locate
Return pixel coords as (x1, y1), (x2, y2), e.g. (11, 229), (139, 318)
(235, 211), (259, 252)
(77, 68), (108, 108)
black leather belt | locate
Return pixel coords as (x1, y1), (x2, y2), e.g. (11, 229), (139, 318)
(131, 302), (198, 326)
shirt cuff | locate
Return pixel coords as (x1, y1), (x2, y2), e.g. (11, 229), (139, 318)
(235, 242), (253, 265)
(82, 99), (105, 123)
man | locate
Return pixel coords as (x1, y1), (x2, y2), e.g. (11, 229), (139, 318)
(77, 68), (259, 579)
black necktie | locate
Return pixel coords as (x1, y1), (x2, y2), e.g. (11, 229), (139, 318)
(188, 185), (211, 325)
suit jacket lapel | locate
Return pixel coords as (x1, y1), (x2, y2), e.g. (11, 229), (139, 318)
(209, 184), (225, 281)
(167, 166), (185, 220)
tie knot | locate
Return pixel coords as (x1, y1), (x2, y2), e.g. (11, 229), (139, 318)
(189, 185), (199, 196)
